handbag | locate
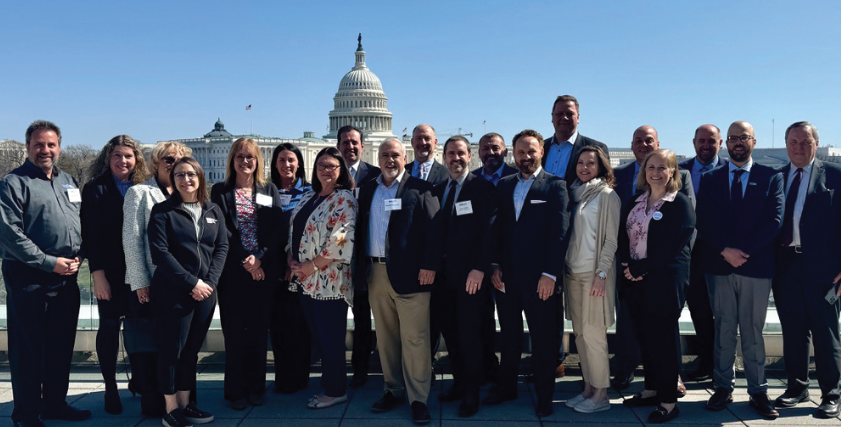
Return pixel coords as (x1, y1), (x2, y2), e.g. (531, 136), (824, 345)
(122, 316), (158, 354)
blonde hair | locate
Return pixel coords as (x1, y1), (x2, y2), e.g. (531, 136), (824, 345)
(150, 141), (192, 175)
(225, 138), (265, 187)
(636, 149), (682, 193)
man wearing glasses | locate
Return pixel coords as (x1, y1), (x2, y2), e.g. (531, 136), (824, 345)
(696, 121), (784, 419)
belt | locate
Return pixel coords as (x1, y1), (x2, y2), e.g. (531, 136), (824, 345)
(369, 256), (387, 264)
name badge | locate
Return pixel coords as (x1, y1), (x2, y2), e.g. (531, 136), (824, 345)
(653, 211), (663, 221)
(455, 200), (473, 216)
(279, 194), (292, 206)
(384, 198), (402, 211)
(206, 217), (217, 224)
(256, 193), (272, 207)
(530, 199), (546, 204)
(66, 188), (81, 203)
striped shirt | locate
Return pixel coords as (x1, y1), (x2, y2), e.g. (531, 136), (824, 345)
(367, 170), (406, 257)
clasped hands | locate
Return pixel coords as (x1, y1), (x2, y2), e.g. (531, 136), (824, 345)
(243, 255), (265, 281)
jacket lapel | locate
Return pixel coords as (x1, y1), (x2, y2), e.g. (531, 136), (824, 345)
(808, 159), (824, 195)
(225, 184), (238, 229)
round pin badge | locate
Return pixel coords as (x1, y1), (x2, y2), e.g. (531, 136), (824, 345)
(653, 211), (663, 221)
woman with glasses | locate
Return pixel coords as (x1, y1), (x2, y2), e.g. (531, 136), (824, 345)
(122, 140), (191, 416)
(210, 139), (284, 410)
(269, 143), (313, 394)
(149, 157), (228, 427)
(81, 135), (148, 415)
(287, 147), (356, 409)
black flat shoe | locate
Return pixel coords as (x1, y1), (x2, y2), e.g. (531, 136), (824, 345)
(458, 393), (479, 418)
(104, 386), (123, 415)
(535, 400), (553, 417)
(231, 398), (247, 411)
(349, 372), (368, 388)
(818, 397), (841, 418)
(623, 393), (659, 407)
(774, 389), (809, 407)
(648, 405), (680, 423)
(41, 404), (92, 421)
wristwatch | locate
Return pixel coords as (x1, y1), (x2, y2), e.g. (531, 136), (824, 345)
(596, 270), (607, 280)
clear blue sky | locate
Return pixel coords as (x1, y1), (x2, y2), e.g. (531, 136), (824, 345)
(2, 0), (839, 157)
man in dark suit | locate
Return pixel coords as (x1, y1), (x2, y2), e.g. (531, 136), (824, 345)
(611, 126), (695, 392)
(541, 94), (609, 378)
(354, 138), (440, 425)
(697, 121), (784, 419)
(484, 129), (570, 417)
(336, 124), (381, 388)
(772, 121), (841, 418)
(678, 124), (727, 383)
(406, 124), (449, 185)
(431, 136), (496, 417)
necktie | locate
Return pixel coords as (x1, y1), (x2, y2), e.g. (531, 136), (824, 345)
(350, 166), (357, 180)
(731, 169), (745, 204)
(695, 164), (711, 195)
(782, 168), (804, 246)
(442, 180), (458, 233)
(421, 163), (430, 181)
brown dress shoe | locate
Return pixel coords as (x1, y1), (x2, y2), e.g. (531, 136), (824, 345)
(556, 363), (565, 378)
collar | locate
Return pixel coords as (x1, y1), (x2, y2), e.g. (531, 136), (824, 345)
(728, 158), (754, 174)
(553, 131), (578, 146)
(518, 166), (542, 182)
(482, 162), (507, 179)
(447, 170), (470, 187)
(22, 158), (56, 180)
(636, 190), (678, 203)
(414, 158), (435, 169)
(788, 158), (815, 175)
(349, 160), (362, 171)
(377, 168), (406, 188)
(695, 155), (720, 169)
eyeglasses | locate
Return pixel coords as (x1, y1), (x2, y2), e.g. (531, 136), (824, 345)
(316, 163), (340, 172)
(235, 154), (257, 163)
(174, 172), (198, 180)
(727, 135), (755, 143)
(162, 156), (177, 165)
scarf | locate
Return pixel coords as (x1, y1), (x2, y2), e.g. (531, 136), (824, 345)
(570, 177), (608, 205)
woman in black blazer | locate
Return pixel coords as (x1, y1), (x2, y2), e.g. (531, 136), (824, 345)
(211, 138), (285, 410)
(149, 157), (228, 427)
(618, 149), (695, 424)
(81, 135), (148, 414)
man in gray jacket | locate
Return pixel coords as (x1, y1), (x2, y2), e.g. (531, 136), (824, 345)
(0, 120), (91, 427)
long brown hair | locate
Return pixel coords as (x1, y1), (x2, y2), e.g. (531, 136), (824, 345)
(87, 135), (148, 185)
(575, 146), (615, 187)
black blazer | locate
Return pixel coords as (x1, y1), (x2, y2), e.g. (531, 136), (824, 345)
(148, 196), (229, 311)
(776, 160), (841, 289)
(542, 133), (609, 183)
(80, 174), (129, 285)
(492, 169), (570, 294)
(614, 162), (695, 209)
(210, 182), (286, 285)
(696, 162), (784, 278)
(405, 159), (449, 185)
(471, 164), (519, 181)
(432, 174), (497, 284)
(354, 161), (382, 188)
(354, 174), (440, 294)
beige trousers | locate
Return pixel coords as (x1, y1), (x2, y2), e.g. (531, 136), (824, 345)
(565, 270), (610, 389)
(368, 263), (431, 404)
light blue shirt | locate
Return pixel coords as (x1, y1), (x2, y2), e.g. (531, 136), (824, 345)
(728, 158), (754, 198)
(544, 131), (577, 178)
(367, 170), (405, 257)
(480, 163), (506, 186)
(514, 166), (542, 221)
(631, 162), (641, 189)
(411, 158), (435, 181)
(785, 159), (814, 246)
(690, 156), (719, 196)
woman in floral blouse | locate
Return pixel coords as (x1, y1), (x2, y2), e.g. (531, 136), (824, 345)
(287, 147), (357, 409)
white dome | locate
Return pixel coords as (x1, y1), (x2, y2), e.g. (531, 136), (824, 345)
(338, 67), (383, 92)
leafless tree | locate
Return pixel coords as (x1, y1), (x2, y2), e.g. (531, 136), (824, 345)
(0, 140), (26, 178)
(58, 144), (98, 186)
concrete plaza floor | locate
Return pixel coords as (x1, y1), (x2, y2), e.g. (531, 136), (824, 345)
(0, 362), (839, 426)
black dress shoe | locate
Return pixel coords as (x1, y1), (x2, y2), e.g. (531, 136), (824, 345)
(372, 390), (404, 413)
(13, 420), (47, 427)
(481, 390), (517, 405)
(648, 405), (680, 424)
(623, 393), (660, 407)
(818, 397), (841, 418)
(611, 373), (634, 391)
(774, 389), (809, 407)
(231, 398), (247, 411)
(41, 404), (93, 421)
(458, 393), (479, 418)
(749, 393), (779, 419)
(684, 369), (713, 382)
(247, 393), (264, 406)
(536, 400), (553, 417)
(438, 384), (465, 402)
(349, 372), (368, 388)
(705, 388), (733, 411)
(411, 401), (431, 425)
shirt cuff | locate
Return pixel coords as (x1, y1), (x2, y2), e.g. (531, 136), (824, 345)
(40, 254), (58, 272)
(542, 272), (557, 281)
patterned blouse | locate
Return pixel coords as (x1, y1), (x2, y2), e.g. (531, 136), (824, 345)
(235, 189), (259, 253)
(626, 190), (677, 260)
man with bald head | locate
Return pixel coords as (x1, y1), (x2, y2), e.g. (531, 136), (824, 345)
(696, 121), (784, 418)
(677, 125), (727, 383)
(406, 124), (448, 185)
(354, 138), (440, 424)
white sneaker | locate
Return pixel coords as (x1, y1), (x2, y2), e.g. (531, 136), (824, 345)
(565, 393), (587, 408)
(574, 398), (610, 413)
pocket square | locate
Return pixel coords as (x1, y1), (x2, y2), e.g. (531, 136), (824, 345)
(530, 200), (547, 204)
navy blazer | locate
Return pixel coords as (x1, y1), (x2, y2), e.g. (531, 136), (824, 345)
(432, 173), (497, 284)
(696, 162), (784, 278)
(471, 164), (519, 181)
(354, 174), (441, 294)
(677, 156), (728, 174)
(81, 174), (129, 286)
(542, 133), (610, 184)
(614, 162), (695, 209)
(405, 159), (449, 186)
(775, 160), (841, 289)
(492, 169), (570, 294)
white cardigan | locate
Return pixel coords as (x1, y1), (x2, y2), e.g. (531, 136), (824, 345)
(123, 178), (167, 291)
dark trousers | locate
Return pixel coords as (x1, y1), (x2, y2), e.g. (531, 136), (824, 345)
(481, 278), (500, 379)
(495, 286), (558, 406)
(3, 261), (81, 423)
(774, 250), (841, 398)
(612, 283), (642, 377)
(556, 288), (567, 366)
(270, 287), (312, 390)
(300, 294), (349, 397)
(218, 278), (275, 401)
(351, 289), (375, 376)
(96, 275), (131, 389)
(438, 274), (489, 395)
(685, 255), (715, 373)
(155, 293), (216, 396)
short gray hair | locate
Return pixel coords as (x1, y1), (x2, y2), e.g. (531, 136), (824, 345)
(412, 124), (436, 135)
(785, 121), (819, 142)
(380, 137), (405, 155)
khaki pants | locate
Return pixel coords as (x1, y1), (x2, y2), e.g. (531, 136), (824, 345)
(368, 263), (431, 404)
(565, 271), (610, 389)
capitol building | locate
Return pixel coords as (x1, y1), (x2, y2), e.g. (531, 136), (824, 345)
(165, 35), (420, 184)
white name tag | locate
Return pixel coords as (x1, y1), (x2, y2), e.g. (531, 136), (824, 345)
(206, 217), (217, 224)
(384, 198), (402, 211)
(66, 188), (81, 203)
(279, 194), (292, 206)
(256, 193), (272, 207)
(455, 200), (473, 216)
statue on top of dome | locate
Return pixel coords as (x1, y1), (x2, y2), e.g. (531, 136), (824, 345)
(357, 33), (363, 51)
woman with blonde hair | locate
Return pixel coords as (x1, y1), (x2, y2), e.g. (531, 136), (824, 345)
(211, 138), (285, 410)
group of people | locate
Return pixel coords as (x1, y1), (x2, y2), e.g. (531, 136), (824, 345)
(1, 94), (839, 427)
